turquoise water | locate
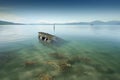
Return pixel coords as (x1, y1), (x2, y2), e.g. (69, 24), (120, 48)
(0, 25), (120, 80)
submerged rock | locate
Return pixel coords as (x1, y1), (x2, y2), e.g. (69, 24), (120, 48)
(24, 61), (36, 67)
(45, 59), (72, 73)
(36, 73), (54, 80)
(58, 60), (72, 72)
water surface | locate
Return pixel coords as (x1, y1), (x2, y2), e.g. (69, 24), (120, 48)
(0, 25), (120, 80)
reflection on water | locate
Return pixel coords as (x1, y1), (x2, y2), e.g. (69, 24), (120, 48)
(0, 25), (120, 80)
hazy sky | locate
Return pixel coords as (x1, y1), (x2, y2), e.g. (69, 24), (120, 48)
(0, 0), (120, 23)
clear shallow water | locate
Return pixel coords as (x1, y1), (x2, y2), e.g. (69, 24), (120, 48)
(0, 25), (120, 80)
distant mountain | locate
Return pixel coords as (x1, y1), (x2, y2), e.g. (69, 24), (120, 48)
(61, 20), (120, 25)
(106, 21), (120, 25)
(0, 20), (120, 25)
(58, 22), (89, 25)
(90, 20), (105, 25)
(90, 20), (120, 25)
(0, 20), (23, 25)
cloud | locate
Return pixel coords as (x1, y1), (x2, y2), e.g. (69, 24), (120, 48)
(0, 12), (27, 23)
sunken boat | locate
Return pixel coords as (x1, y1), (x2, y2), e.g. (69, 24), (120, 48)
(38, 32), (57, 43)
(38, 32), (66, 46)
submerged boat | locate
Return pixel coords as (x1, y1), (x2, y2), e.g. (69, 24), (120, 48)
(38, 32), (57, 43)
(38, 32), (67, 47)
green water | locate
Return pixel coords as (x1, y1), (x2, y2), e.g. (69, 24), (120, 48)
(0, 25), (120, 80)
